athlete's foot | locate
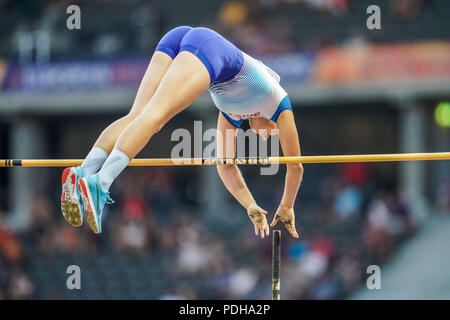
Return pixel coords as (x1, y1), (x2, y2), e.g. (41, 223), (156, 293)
(77, 174), (114, 234)
(61, 166), (85, 227)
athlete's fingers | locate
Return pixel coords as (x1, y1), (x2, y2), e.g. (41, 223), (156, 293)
(265, 223), (270, 237)
(255, 225), (259, 236)
(284, 221), (299, 238)
(260, 225), (265, 239)
(270, 214), (280, 227)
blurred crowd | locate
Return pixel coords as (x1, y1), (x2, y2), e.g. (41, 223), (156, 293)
(214, 0), (432, 55)
(0, 0), (445, 61)
(2, 160), (448, 299)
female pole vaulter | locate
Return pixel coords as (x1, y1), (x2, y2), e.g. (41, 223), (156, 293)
(60, 26), (303, 238)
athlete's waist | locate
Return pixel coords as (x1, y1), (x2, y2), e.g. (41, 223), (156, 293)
(226, 111), (263, 120)
(218, 92), (288, 120)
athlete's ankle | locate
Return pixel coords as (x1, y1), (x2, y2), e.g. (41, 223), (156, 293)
(97, 149), (130, 192)
(81, 146), (109, 176)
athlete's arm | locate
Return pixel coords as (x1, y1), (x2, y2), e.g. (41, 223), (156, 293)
(270, 110), (303, 238)
(216, 113), (270, 238)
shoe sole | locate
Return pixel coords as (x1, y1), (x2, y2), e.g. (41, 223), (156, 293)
(78, 178), (101, 234)
(61, 167), (83, 227)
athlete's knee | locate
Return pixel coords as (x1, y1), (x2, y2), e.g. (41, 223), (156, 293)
(126, 110), (141, 121)
(118, 112), (139, 128)
(138, 111), (170, 134)
(152, 115), (168, 133)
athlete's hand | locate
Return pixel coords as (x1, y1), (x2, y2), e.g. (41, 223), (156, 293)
(247, 204), (270, 239)
(270, 206), (299, 238)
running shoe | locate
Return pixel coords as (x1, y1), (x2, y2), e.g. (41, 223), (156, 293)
(77, 173), (114, 234)
(61, 166), (85, 227)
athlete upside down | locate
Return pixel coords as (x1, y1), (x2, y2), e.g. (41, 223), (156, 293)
(60, 26), (303, 238)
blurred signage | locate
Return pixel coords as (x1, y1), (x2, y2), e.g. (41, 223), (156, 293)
(0, 41), (449, 93)
(21, 62), (111, 91)
(261, 52), (317, 82)
(314, 42), (450, 84)
(0, 59), (149, 92)
(112, 59), (147, 87)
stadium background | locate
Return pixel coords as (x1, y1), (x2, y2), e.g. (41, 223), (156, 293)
(0, 0), (449, 299)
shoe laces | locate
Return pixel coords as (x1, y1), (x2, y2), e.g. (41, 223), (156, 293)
(106, 194), (115, 205)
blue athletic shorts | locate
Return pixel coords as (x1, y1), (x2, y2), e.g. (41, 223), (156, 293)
(155, 26), (244, 84)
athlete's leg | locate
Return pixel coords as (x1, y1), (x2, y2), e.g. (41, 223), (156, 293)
(61, 27), (192, 228)
(78, 52), (172, 177)
(114, 51), (210, 158)
(82, 25), (193, 171)
(91, 51), (173, 154)
(97, 51), (210, 191)
(60, 52), (172, 227)
(79, 51), (210, 233)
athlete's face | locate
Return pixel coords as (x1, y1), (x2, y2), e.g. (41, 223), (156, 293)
(249, 118), (278, 141)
